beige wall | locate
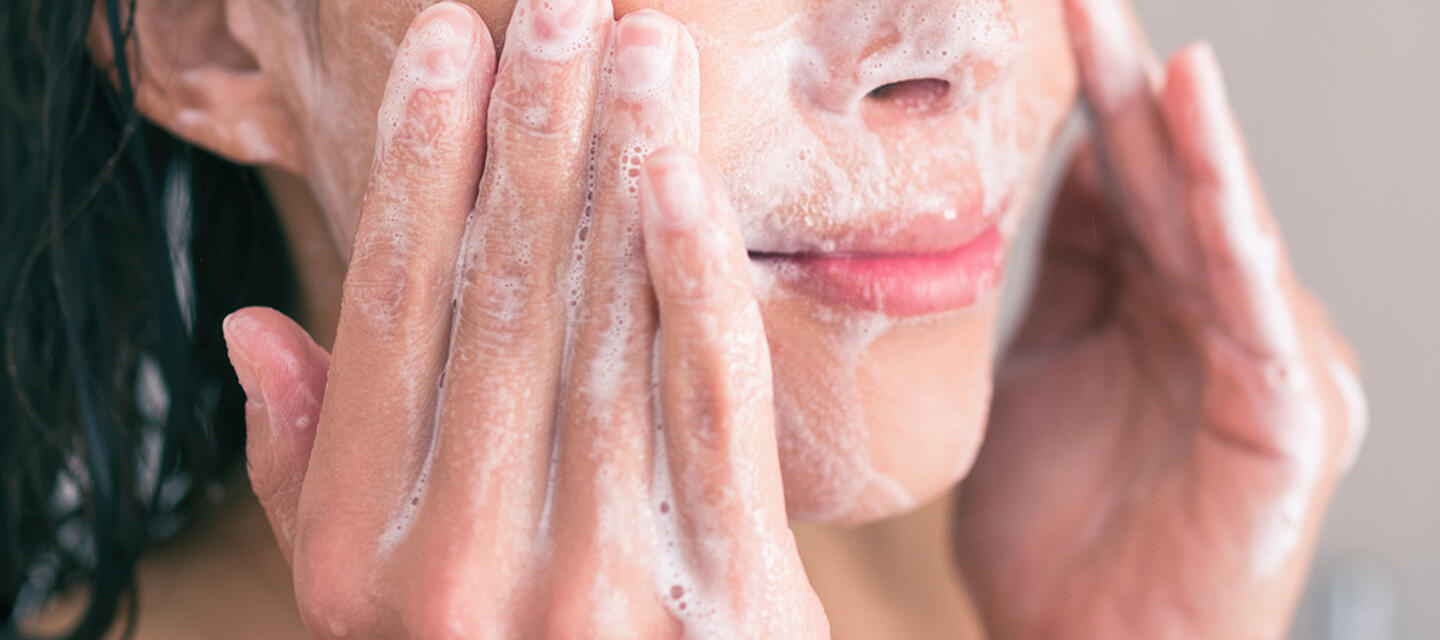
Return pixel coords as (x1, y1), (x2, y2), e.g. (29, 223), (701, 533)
(1003, 1), (1439, 637)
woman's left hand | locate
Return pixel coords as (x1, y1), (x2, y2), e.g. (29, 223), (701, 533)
(224, 5), (826, 636)
(954, 0), (1368, 637)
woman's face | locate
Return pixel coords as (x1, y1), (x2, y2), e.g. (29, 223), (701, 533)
(246, 0), (1076, 523)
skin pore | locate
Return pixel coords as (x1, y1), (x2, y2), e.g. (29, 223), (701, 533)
(25, 0), (1364, 636)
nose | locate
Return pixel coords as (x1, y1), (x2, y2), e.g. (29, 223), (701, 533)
(793, 0), (1020, 124)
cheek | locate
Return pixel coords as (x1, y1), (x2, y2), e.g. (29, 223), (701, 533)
(295, 1), (515, 260)
(291, 16), (402, 256)
(1012, 0), (1079, 147)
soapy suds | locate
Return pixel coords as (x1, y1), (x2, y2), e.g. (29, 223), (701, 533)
(367, 3), (493, 558)
(293, 0), (1054, 593)
(372, 10), (476, 150)
(1242, 358), (1328, 579)
(1248, 442), (1321, 579)
(689, 0), (1025, 257)
(514, 0), (603, 62)
(651, 410), (741, 640)
(585, 19), (745, 636)
(687, 0), (1038, 522)
(770, 305), (917, 522)
(1328, 359), (1369, 473)
(377, 450), (432, 555)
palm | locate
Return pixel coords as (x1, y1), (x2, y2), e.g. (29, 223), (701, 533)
(959, 194), (1320, 638)
(953, 3), (1363, 636)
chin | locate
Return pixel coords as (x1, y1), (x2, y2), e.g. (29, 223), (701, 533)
(758, 284), (1001, 525)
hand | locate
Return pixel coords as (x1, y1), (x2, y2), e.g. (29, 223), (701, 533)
(221, 2), (827, 637)
(954, 0), (1368, 637)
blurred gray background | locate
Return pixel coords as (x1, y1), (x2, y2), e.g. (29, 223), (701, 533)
(1002, 1), (1439, 638)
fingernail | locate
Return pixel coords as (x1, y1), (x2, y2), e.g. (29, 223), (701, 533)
(222, 313), (266, 410)
(641, 150), (705, 231)
(615, 12), (677, 101)
(408, 3), (479, 84)
(529, 0), (592, 44)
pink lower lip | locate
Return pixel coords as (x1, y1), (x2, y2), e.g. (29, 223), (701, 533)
(753, 227), (1005, 316)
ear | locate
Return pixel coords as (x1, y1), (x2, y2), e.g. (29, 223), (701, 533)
(87, 0), (305, 175)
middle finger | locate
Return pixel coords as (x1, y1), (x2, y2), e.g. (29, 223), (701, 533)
(545, 9), (700, 614)
(420, 0), (612, 559)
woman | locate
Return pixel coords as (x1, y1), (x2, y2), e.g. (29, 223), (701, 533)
(2, 0), (1368, 636)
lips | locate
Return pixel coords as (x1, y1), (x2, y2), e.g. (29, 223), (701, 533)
(749, 216), (1006, 317)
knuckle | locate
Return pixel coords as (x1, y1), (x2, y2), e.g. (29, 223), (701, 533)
(651, 231), (747, 305)
(1200, 332), (1330, 459)
(658, 271), (744, 310)
(454, 250), (563, 344)
(402, 584), (492, 640)
(342, 242), (451, 341)
(378, 87), (474, 167)
(540, 573), (623, 639)
(488, 78), (591, 144)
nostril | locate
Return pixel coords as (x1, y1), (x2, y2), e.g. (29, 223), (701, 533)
(865, 78), (952, 116)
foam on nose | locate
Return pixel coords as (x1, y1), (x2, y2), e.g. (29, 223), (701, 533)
(794, 0), (1020, 115)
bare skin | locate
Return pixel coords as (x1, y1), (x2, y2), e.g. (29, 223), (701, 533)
(24, 0), (1363, 637)
(225, 5), (828, 636)
(955, 1), (1367, 638)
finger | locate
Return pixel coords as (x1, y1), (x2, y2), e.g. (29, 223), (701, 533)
(1165, 44), (1332, 462)
(1161, 43), (1301, 360)
(1010, 138), (1119, 351)
(546, 10), (699, 603)
(300, 2), (495, 554)
(422, 0), (612, 551)
(223, 308), (330, 562)
(643, 150), (798, 606)
(1062, 0), (1191, 273)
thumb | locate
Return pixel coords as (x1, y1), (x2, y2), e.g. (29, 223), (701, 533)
(222, 307), (330, 562)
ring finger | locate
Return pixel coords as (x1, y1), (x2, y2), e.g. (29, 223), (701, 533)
(405, 0), (612, 590)
(544, 11), (701, 619)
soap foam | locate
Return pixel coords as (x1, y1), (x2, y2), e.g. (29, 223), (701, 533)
(689, 0), (1027, 259)
(651, 409), (742, 640)
(1328, 359), (1368, 473)
(511, 0), (605, 62)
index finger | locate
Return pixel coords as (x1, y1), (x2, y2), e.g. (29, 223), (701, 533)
(303, 2), (496, 551)
(1063, 0), (1193, 275)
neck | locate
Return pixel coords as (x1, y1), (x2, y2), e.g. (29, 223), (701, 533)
(794, 489), (987, 639)
(259, 166), (345, 350)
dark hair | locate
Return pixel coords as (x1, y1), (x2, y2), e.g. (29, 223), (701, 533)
(2, 0), (297, 637)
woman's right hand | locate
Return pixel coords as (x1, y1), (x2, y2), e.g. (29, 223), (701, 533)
(220, 2), (827, 637)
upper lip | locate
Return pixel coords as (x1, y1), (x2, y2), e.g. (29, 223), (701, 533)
(742, 195), (1008, 257)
